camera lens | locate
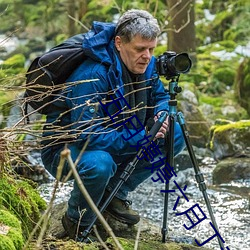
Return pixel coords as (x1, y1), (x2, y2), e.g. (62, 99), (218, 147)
(174, 53), (192, 73)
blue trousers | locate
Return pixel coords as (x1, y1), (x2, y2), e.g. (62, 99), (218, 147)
(41, 123), (185, 226)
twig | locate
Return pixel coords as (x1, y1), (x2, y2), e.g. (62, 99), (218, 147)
(22, 154), (65, 249)
(93, 225), (110, 250)
(134, 220), (142, 250)
(61, 148), (124, 250)
(68, 14), (89, 31)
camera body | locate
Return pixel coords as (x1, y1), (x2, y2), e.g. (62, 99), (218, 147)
(156, 51), (192, 79)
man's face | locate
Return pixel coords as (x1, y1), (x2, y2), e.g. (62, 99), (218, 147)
(115, 35), (157, 74)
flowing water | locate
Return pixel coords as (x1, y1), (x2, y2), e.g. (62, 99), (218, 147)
(38, 156), (250, 250)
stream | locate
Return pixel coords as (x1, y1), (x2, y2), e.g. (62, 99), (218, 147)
(38, 154), (250, 250)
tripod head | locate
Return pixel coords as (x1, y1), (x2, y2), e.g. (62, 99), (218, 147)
(168, 76), (182, 100)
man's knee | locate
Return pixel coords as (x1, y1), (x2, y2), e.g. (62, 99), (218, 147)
(77, 150), (117, 181)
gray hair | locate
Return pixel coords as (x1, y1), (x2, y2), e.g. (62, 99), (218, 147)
(115, 9), (160, 43)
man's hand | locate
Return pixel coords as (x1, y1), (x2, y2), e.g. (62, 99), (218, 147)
(154, 111), (169, 139)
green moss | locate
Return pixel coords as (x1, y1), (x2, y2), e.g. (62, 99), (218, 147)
(0, 235), (16, 250)
(213, 120), (250, 133)
(0, 175), (47, 239)
(0, 209), (21, 229)
(106, 237), (208, 250)
(7, 228), (24, 249)
(0, 209), (24, 249)
(1, 54), (25, 69)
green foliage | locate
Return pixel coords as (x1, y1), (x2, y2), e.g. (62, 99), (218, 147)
(199, 95), (224, 107)
(196, 0), (250, 47)
(213, 67), (235, 86)
(0, 54), (26, 84)
(199, 91), (248, 121)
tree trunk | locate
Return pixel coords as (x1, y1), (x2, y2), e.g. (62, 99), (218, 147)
(78, 0), (88, 20)
(167, 0), (196, 63)
(67, 0), (77, 36)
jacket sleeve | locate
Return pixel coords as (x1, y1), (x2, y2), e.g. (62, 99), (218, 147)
(65, 61), (146, 155)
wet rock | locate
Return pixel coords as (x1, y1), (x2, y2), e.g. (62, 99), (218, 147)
(213, 157), (250, 184)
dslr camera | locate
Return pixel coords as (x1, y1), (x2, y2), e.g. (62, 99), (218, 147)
(156, 51), (192, 79)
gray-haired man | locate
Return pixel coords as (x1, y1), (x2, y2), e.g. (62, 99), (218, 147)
(41, 9), (185, 241)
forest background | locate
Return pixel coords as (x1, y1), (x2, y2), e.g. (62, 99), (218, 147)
(0, 0), (250, 124)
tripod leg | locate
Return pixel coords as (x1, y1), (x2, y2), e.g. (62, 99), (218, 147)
(162, 114), (175, 243)
(177, 112), (225, 248)
(162, 181), (169, 243)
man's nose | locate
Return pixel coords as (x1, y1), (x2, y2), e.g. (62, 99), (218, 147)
(142, 49), (151, 59)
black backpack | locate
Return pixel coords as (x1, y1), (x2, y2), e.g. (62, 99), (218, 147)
(24, 34), (87, 115)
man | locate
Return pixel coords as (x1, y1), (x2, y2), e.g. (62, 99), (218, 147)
(41, 9), (185, 241)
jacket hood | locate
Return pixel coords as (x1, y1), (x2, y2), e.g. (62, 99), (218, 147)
(82, 21), (116, 65)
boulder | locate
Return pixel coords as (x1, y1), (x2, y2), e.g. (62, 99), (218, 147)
(213, 157), (250, 184)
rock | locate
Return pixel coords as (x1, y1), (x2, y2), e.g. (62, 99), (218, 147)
(213, 157), (250, 184)
(179, 100), (211, 148)
(181, 89), (198, 105)
(209, 120), (250, 160)
(43, 201), (211, 250)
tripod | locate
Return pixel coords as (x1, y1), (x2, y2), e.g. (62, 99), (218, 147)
(81, 111), (168, 241)
(82, 76), (224, 249)
(162, 76), (225, 248)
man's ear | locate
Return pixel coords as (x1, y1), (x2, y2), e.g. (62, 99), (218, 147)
(115, 36), (122, 51)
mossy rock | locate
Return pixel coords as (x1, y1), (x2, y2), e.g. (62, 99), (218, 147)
(209, 120), (250, 160)
(0, 209), (24, 250)
(0, 174), (47, 239)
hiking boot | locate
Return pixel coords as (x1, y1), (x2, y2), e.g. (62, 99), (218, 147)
(105, 196), (140, 225)
(61, 213), (97, 243)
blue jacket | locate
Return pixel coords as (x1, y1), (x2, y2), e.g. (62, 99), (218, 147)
(44, 21), (170, 156)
